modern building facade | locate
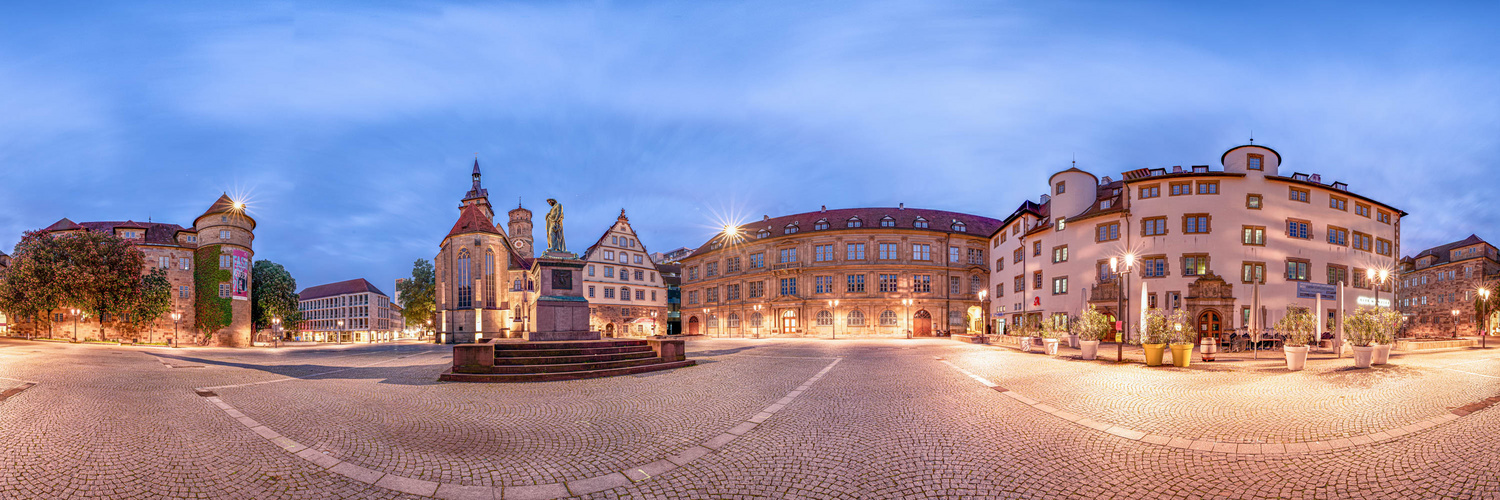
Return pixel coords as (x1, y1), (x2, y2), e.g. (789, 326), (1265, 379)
(988, 144), (1404, 341)
(8, 194), (256, 346)
(581, 210), (668, 337)
(296, 278), (404, 342)
(433, 161), (534, 343)
(1398, 235), (1499, 337)
(678, 205), (1001, 337)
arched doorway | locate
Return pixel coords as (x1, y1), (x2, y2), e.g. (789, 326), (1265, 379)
(781, 310), (798, 334)
(605, 323), (616, 337)
(1197, 310), (1222, 341)
(913, 310), (932, 337)
(687, 316), (700, 335)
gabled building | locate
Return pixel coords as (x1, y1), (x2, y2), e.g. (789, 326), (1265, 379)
(1398, 235), (1500, 337)
(581, 210), (668, 337)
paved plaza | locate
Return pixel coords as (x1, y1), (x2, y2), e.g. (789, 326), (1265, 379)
(1, 337), (1498, 499)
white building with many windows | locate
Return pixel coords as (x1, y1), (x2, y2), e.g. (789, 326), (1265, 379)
(581, 210), (668, 337)
(296, 278), (404, 342)
(988, 144), (1404, 341)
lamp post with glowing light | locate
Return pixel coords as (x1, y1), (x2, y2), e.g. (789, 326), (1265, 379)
(828, 299), (839, 340)
(703, 308), (711, 337)
(272, 317), (282, 348)
(1367, 268), (1390, 309)
(977, 289), (988, 335)
(70, 308), (80, 342)
(902, 298), (914, 338)
(1452, 309), (1461, 339)
(1479, 287), (1491, 348)
(1110, 254), (1135, 362)
(336, 320), (344, 344)
(170, 312), (181, 347)
(753, 304), (762, 338)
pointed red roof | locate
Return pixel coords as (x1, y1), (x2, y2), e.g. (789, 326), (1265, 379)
(195, 193), (258, 229)
(45, 218), (81, 231)
(447, 203), (502, 238)
(115, 220), (148, 229)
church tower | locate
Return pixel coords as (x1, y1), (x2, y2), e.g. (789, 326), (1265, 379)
(508, 201), (534, 259)
(462, 159), (494, 220)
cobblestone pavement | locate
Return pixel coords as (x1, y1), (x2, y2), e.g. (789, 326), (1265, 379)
(1, 336), (1499, 498)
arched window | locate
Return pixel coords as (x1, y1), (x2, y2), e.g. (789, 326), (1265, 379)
(913, 216), (928, 229)
(816, 310), (833, 326)
(784, 223), (799, 234)
(879, 310), (898, 326)
(621, 287), (631, 301)
(847, 309), (866, 326)
(484, 249), (496, 308)
(750, 312), (763, 328)
(728, 313), (741, 328)
(814, 219), (829, 230)
(880, 216), (895, 227)
(456, 249), (472, 309)
(847, 217), (862, 228)
(757, 229), (770, 239)
(952, 221), (967, 232)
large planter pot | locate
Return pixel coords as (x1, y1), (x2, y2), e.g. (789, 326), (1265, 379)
(1043, 338), (1060, 356)
(1352, 345), (1375, 368)
(1019, 337), (1033, 352)
(1079, 339), (1100, 360)
(1284, 345), (1310, 371)
(1169, 343), (1193, 368)
(1373, 344), (1392, 365)
(1068, 334), (1080, 349)
(1143, 343), (1167, 366)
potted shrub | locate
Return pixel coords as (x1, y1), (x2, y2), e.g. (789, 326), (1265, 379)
(1276, 306), (1316, 371)
(1139, 309), (1172, 366)
(1372, 308), (1401, 365)
(1077, 306), (1111, 360)
(1344, 307), (1380, 368)
(1016, 321), (1038, 353)
(1066, 314), (1081, 349)
(1041, 319), (1066, 356)
(1164, 310), (1195, 368)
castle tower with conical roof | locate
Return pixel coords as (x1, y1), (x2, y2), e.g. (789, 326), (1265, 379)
(193, 193), (256, 347)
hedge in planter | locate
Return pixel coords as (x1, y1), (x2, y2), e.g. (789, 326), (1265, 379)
(1076, 306), (1112, 360)
(1276, 306), (1317, 371)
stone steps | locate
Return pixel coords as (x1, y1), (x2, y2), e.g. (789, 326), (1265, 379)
(493, 350), (658, 365)
(484, 356), (670, 374)
(441, 360), (696, 382)
(492, 346), (653, 357)
(442, 338), (693, 383)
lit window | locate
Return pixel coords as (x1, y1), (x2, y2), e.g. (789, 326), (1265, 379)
(847, 217), (862, 228)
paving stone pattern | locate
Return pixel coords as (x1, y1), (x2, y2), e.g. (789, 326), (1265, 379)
(1, 337), (1499, 498)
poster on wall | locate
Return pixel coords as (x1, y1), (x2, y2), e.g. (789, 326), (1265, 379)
(232, 249), (250, 300)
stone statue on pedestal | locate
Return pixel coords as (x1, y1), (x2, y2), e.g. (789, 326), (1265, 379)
(545, 198), (566, 253)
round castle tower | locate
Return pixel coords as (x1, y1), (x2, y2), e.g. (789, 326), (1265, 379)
(193, 193), (256, 347)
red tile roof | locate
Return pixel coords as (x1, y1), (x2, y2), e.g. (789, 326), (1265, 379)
(196, 193), (258, 229)
(48, 221), (190, 246)
(299, 278), (389, 301)
(692, 206), (1002, 255)
(45, 218), (81, 231)
(446, 203), (502, 239)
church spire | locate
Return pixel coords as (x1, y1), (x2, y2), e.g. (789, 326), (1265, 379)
(462, 157), (493, 220)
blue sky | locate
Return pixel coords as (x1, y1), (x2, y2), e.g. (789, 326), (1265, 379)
(2, 1), (1497, 293)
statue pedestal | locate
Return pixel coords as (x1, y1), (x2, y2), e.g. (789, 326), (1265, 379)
(525, 256), (599, 342)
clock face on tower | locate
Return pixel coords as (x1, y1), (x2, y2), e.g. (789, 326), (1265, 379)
(513, 238), (528, 250)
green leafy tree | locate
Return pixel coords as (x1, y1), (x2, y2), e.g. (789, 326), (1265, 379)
(55, 231), (145, 340)
(117, 268), (172, 340)
(251, 260), (302, 335)
(397, 258), (435, 333)
(0, 231), (69, 337)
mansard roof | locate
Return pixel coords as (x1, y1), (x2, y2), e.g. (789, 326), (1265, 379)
(299, 278), (388, 301)
(691, 206), (1002, 256)
(1405, 234), (1493, 268)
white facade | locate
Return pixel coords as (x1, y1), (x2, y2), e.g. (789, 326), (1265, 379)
(297, 281), (404, 342)
(582, 211), (668, 337)
(988, 144), (1404, 340)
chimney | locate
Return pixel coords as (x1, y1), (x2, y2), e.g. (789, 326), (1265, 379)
(820, 205), (826, 213)
(1172, 165), (1183, 173)
(899, 203), (905, 210)
(763, 215), (769, 221)
(1310, 174), (1322, 183)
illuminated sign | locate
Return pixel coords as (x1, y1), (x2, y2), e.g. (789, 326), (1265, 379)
(1355, 296), (1392, 307)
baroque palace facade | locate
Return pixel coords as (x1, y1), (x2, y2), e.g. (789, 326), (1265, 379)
(678, 206), (1001, 337)
(1398, 235), (1499, 337)
(10, 194), (256, 346)
(989, 144), (1403, 340)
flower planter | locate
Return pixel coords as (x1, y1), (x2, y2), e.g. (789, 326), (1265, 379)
(1043, 338), (1060, 356)
(1284, 345), (1309, 371)
(1019, 337), (1034, 352)
(1068, 334), (1080, 349)
(1143, 343), (1167, 366)
(1079, 340), (1100, 360)
(1169, 343), (1193, 368)
(1352, 345), (1375, 368)
(1373, 343), (1392, 365)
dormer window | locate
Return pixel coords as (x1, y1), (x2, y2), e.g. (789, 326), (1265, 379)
(185, 235), (197, 243)
(913, 216), (928, 229)
(784, 223), (799, 235)
(1247, 154), (1263, 170)
(814, 219), (829, 230)
(1192, 165), (1209, 173)
(880, 216), (895, 227)
(952, 221), (967, 232)
(757, 229), (770, 239)
(847, 217), (862, 228)
(1100, 200), (1113, 210)
(1293, 173), (1310, 181)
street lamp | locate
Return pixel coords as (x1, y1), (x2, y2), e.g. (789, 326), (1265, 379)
(828, 299), (840, 340)
(703, 308), (711, 337)
(977, 289), (988, 335)
(170, 312), (181, 347)
(1452, 309), (1461, 339)
(272, 317), (282, 348)
(902, 298), (914, 338)
(1481, 287), (1492, 348)
(70, 308), (80, 342)
(1110, 253), (1136, 362)
(1367, 268), (1390, 309)
(753, 304), (762, 338)
(336, 320), (344, 344)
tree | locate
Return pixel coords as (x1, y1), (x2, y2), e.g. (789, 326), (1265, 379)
(55, 230), (145, 340)
(117, 268), (172, 341)
(0, 231), (69, 338)
(397, 258), (435, 333)
(251, 260), (302, 336)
